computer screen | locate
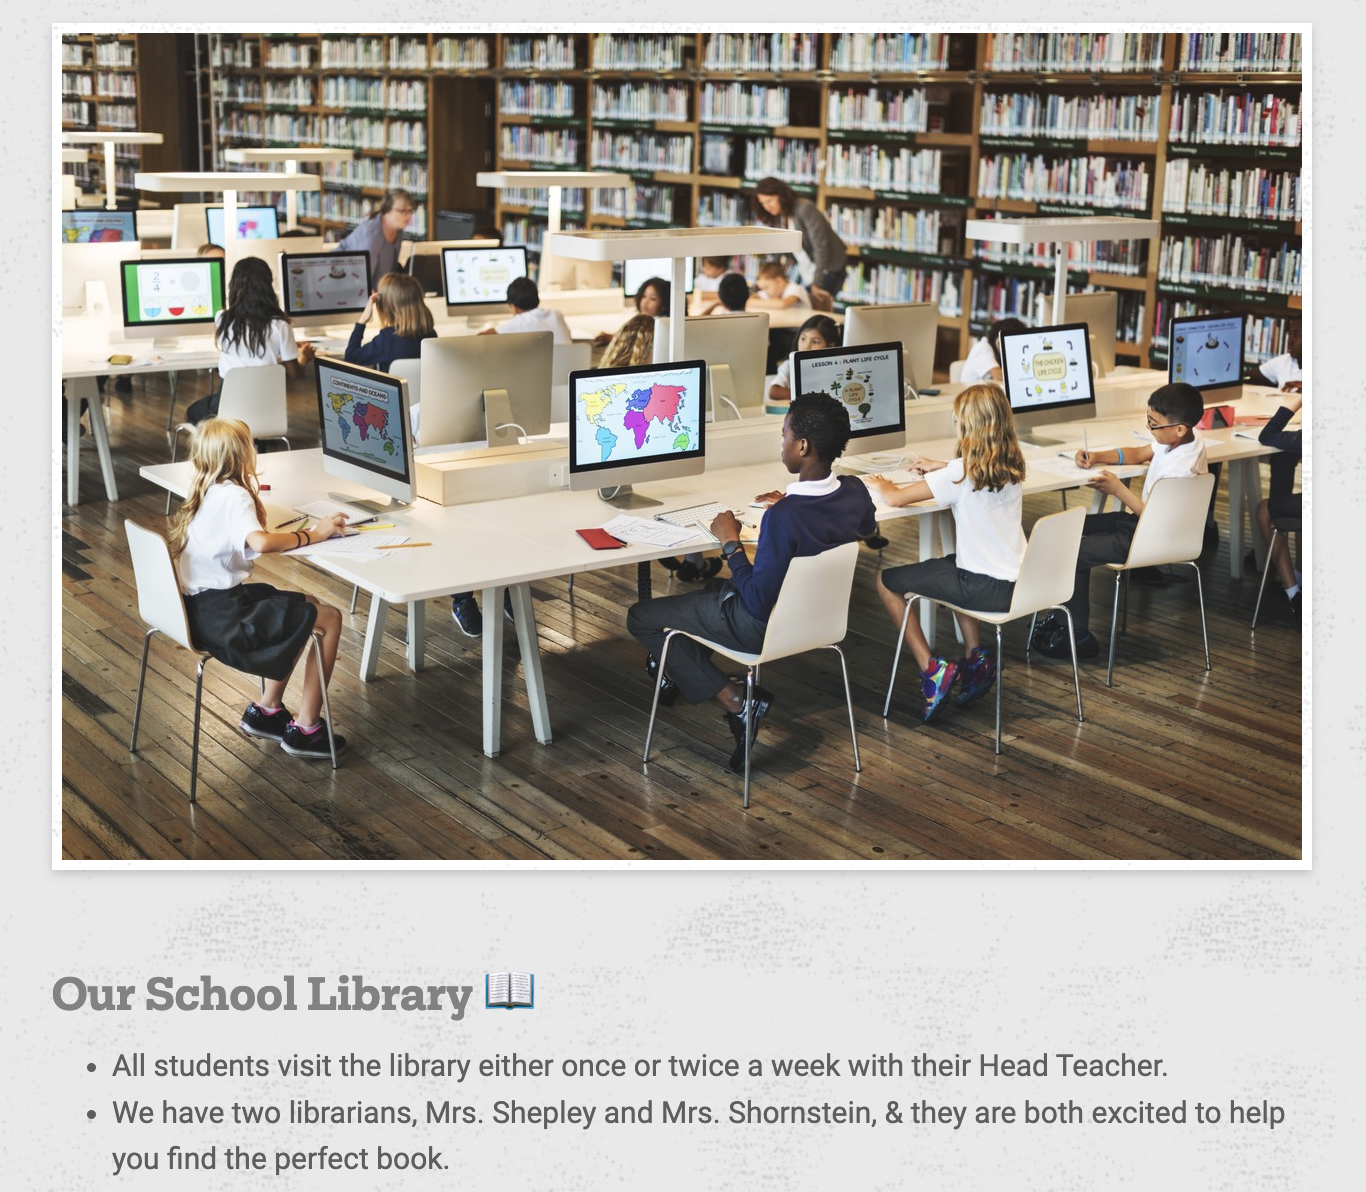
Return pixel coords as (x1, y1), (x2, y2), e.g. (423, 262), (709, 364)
(623, 257), (694, 296)
(1061, 290), (1119, 376)
(313, 355), (415, 509)
(568, 359), (708, 493)
(406, 239), (485, 296)
(442, 245), (529, 314)
(1168, 312), (1247, 399)
(843, 301), (938, 393)
(280, 251), (371, 328)
(998, 321), (1097, 446)
(793, 341), (907, 456)
(652, 313), (769, 416)
(206, 205), (281, 244)
(60, 209), (137, 244)
(417, 331), (555, 447)
(117, 257), (226, 341)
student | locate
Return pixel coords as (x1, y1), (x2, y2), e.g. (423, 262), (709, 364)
(712, 271), (751, 314)
(185, 256), (315, 425)
(197, 242), (225, 258)
(168, 418), (348, 758)
(960, 317), (1028, 384)
(594, 276), (671, 347)
(344, 271), (436, 373)
(868, 383), (1028, 722)
(1255, 391), (1304, 620)
(626, 392), (878, 773)
(1254, 320), (1302, 392)
(768, 314), (840, 401)
(1033, 382), (1209, 659)
(747, 260), (810, 312)
(336, 188), (416, 282)
(480, 276), (571, 343)
(690, 256), (731, 314)
(751, 176), (848, 310)
(600, 312), (656, 367)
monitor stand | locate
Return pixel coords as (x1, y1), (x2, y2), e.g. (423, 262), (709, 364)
(707, 364), (742, 422)
(597, 485), (662, 510)
(328, 491), (408, 516)
(1017, 431), (1064, 448)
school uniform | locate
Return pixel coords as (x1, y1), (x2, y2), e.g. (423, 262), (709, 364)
(495, 305), (572, 344)
(960, 336), (1000, 384)
(344, 324), (435, 373)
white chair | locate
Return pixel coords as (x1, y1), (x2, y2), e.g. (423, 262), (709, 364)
(642, 541), (861, 808)
(124, 520), (338, 804)
(167, 364), (290, 512)
(551, 341), (591, 424)
(1101, 472), (1216, 687)
(388, 357), (422, 408)
(948, 359), (966, 383)
(1251, 514), (1302, 631)
(883, 505), (1087, 754)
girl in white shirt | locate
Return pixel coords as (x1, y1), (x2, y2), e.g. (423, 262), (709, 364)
(867, 383), (1028, 722)
(169, 418), (348, 758)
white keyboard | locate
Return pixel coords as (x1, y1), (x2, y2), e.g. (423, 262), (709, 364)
(654, 501), (742, 530)
(862, 469), (923, 486)
(293, 497), (384, 526)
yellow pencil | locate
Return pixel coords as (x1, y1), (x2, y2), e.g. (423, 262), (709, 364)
(352, 523), (396, 531)
(378, 542), (431, 549)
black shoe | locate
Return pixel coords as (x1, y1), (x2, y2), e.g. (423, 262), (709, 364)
(1287, 590), (1302, 623)
(659, 557), (681, 576)
(239, 702), (293, 741)
(114, 376), (133, 395)
(1203, 523), (1219, 552)
(700, 557), (724, 580)
(1037, 627), (1100, 660)
(503, 590), (516, 624)
(451, 594), (482, 637)
(862, 533), (890, 551)
(1134, 565), (1169, 585)
(723, 686), (774, 774)
(644, 655), (679, 707)
(676, 559), (701, 581)
(280, 720), (347, 759)
(1030, 613), (1063, 650)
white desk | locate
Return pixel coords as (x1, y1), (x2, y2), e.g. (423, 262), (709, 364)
(62, 131), (163, 211)
(223, 147), (355, 231)
(134, 171), (321, 248)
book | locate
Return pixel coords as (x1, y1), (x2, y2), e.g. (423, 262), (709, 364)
(486, 972), (534, 1010)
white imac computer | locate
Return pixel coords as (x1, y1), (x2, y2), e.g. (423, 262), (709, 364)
(442, 245), (529, 318)
(313, 355), (415, 514)
(61, 240), (141, 316)
(416, 331), (555, 448)
(792, 341), (907, 456)
(568, 358), (708, 507)
(279, 250), (371, 331)
(117, 256), (226, 344)
(652, 312), (769, 419)
(60, 209), (137, 244)
(1061, 289), (1119, 376)
(407, 239), (484, 296)
(623, 257), (694, 296)
(843, 301), (939, 395)
(1168, 312), (1247, 402)
(206, 205), (281, 244)
(997, 321), (1098, 447)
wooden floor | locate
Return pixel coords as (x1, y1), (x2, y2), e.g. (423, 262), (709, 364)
(60, 371), (1304, 863)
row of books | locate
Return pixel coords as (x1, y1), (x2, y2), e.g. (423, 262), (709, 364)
(263, 44), (314, 70)
(503, 36), (577, 71)
(95, 72), (135, 98)
(695, 191), (748, 226)
(93, 41), (135, 68)
(595, 82), (692, 123)
(500, 126), (581, 166)
(824, 145), (943, 193)
(217, 112), (264, 140)
(215, 80), (261, 104)
(743, 138), (823, 186)
(700, 83), (791, 128)
(95, 102), (138, 130)
(63, 75), (94, 96)
(319, 78), (427, 113)
(387, 38), (430, 71)
(971, 275), (1054, 324)
(62, 101), (92, 126)
(266, 80), (314, 107)
(590, 132), (694, 174)
(701, 136), (736, 175)
(701, 33), (818, 72)
(320, 158), (428, 196)
(1175, 32), (1302, 73)
(319, 37), (388, 70)
(979, 91), (1161, 142)
(977, 154), (1151, 210)
(982, 31), (1163, 72)
(431, 38), (492, 70)
(827, 87), (930, 134)
(827, 202), (945, 253)
(826, 32), (950, 73)
(209, 37), (256, 69)
(973, 237), (1149, 277)
(1150, 299), (1295, 361)
(501, 80), (576, 120)
(319, 115), (429, 153)
(1157, 234), (1302, 294)
(591, 33), (689, 71)
(1167, 89), (1301, 147)
(61, 43), (88, 67)
(840, 263), (961, 314)
(589, 184), (679, 223)
(500, 187), (586, 214)
(1161, 161), (1301, 222)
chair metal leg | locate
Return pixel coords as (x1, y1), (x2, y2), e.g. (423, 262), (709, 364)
(1106, 573), (1124, 687)
(349, 585), (360, 615)
(992, 623), (1004, 754)
(189, 659), (208, 804)
(641, 630), (678, 766)
(826, 644), (861, 772)
(883, 595), (920, 717)
(166, 425), (191, 515)
(129, 628), (156, 753)
(742, 669), (754, 809)
(1025, 611), (1038, 659)
(309, 631), (339, 770)
(1185, 562), (1211, 672)
(1057, 606), (1085, 723)
(1251, 526), (1278, 630)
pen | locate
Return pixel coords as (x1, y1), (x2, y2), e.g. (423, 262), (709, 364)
(378, 542), (431, 550)
(1083, 429), (1089, 458)
(273, 514), (307, 529)
(351, 523), (395, 531)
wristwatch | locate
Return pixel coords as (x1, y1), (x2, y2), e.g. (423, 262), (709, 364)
(721, 540), (742, 558)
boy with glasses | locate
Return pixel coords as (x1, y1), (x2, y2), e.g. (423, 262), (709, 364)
(1034, 382), (1208, 659)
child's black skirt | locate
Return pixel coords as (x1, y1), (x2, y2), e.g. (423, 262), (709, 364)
(183, 582), (317, 682)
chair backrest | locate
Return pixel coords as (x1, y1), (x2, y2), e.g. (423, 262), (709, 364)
(757, 540), (861, 662)
(217, 363), (288, 439)
(387, 357), (422, 408)
(1007, 505), (1087, 616)
(124, 520), (195, 652)
(1124, 472), (1217, 569)
(948, 358), (966, 383)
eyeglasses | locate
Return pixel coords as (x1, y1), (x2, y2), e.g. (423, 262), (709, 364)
(1145, 418), (1184, 431)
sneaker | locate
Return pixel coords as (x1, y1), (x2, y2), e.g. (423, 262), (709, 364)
(954, 648), (997, 707)
(861, 533), (890, 551)
(1036, 627), (1100, 660)
(239, 702), (292, 741)
(919, 656), (960, 723)
(280, 720), (347, 759)
(644, 654), (680, 707)
(1030, 613), (1062, 651)
(723, 686), (775, 773)
(1287, 590), (1302, 623)
(451, 594), (482, 637)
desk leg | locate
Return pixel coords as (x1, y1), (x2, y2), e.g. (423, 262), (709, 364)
(1227, 458), (1263, 580)
(406, 600), (425, 672)
(65, 382), (83, 507)
(482, 585), (505, 758)
(359, 596), (389, 682)
(166, 372), (179, 443)
(509, 581), (552, 746)
(85, 382), (119, 503)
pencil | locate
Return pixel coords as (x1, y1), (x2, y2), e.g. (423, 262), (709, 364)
(377, 542), (431, 549)
(273, 514), (307, 529)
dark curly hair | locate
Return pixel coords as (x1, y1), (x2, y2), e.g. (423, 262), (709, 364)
(786, 392), (852, 464)
(215, 257), (290, 358)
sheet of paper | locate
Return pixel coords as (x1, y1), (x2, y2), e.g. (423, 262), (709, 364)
(601, 514), (702, 548)
(1031, 455), (1105, 480)
(288, 533), (409, 561)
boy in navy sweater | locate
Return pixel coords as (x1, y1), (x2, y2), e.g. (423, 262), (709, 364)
(627, 392), (877, 772)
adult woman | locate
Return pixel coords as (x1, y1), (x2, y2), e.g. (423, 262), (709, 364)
(750, 177), (848, 310)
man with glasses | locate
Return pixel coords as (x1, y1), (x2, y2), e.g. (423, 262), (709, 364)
(337, 188), (417, 283)
(1034, 382), (1208, 659)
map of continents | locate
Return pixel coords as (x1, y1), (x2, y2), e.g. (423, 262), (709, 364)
(327, 389), (396, 456)
(579, 380), (692, 462)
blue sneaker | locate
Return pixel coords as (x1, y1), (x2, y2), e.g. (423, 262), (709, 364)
(955, 647), (997, 706)
(920, 656), (959, 723)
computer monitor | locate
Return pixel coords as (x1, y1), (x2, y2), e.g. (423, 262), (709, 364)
(224, 236), (327, 293)
(1061, 290), (1119, 376)
(1168, 312), (1247, 401)
(417, 331), (554, 448)
(60, 209), (136, 244)
(442, 245), (529, 317)
(61, 240), (140, 316)
(434, 209), (486, 241)
(623, 256), (694, 297)
(117, 256), (226, 343)
(313, 355), (415, 512)
(843, 301), (938, 394)
(652, 313), (770, 418)
(406, 239), (485, 296)
(997, 322), (1098, 446)
(568, 358), (708, 505)
(206, 205), (281, 245)
(792, 341), (907, 456)
(279, 250), (371, 331)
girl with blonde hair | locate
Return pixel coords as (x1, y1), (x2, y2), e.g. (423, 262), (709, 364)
(600, 313), (656, 367)
(344, 270), (437, 373)
(168, 418), (349, 757)
(866, 383), (1027, 721)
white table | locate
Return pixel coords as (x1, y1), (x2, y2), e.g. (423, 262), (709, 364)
(62, 131), (163, 211)
(133, 171), (321, 248)
(223, 147), (355, 231)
